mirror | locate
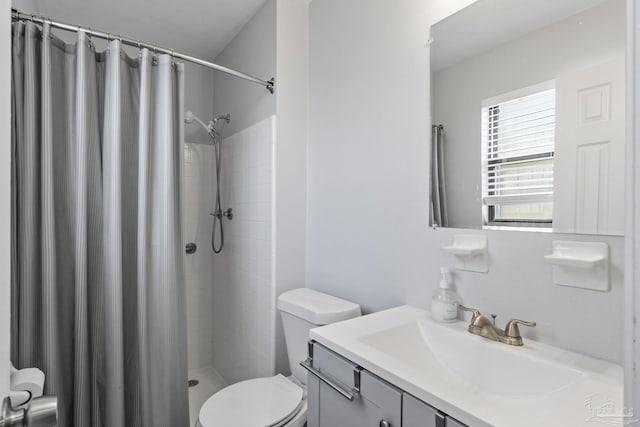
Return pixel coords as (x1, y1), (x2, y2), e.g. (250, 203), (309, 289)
(429, 0), (625, 235)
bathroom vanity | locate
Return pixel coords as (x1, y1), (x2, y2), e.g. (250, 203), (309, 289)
(305, 306), (624, 427)
(305, 342), (466, 427)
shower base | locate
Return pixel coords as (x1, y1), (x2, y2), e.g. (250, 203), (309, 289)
(188, 366), (228, 427)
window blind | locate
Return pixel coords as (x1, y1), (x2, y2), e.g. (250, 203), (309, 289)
(483, 89), (555, 208)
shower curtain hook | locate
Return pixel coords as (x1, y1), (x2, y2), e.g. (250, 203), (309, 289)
(152, 45), (158, 65)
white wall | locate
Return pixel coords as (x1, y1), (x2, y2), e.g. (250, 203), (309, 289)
(11, 0), (38, 14)
(433, 0), (625, 229)
(209, 1), (278, 382)
(624, 0), (640, 414)
(210, 0), (308, 377)
(183, 143), (217, 372)
(308, 0), (624, 363)
(213, 0), (276, 137)
(273, 0), (309, 375)
(182, 61), (217, 373)
(211, 117), (275, 384)
(1, 0), (11, 397)
(184, 62), (215, 144)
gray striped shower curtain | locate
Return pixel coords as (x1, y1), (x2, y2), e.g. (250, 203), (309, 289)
(11, 21), (189, 427)
(431, 124), (448, 228)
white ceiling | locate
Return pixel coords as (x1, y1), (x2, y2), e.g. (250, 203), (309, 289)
(430, 0), (611, 72)
(16, 0), (269, 59)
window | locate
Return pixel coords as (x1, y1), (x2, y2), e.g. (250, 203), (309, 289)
(482, 85), (555, 228)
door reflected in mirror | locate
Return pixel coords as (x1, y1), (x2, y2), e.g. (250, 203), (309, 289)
(430, 0), (625, 235)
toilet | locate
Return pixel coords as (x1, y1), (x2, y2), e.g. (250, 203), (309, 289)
(197, 288), (361, 427)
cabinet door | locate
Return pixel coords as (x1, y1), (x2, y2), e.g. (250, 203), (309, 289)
(446, 417), (468, 427)
(307, 343), (402, 427)
(403, 393), (469, 427)
(403, 393), (438, 427)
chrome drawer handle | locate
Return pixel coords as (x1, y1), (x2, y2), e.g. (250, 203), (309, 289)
(300, 358), (360, 401)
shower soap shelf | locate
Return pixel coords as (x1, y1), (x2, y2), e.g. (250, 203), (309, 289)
(544, 241), (609, 291)
(442, 234), (488, 273)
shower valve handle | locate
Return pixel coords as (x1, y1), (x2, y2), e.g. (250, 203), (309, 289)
(210, 208), (233, 220)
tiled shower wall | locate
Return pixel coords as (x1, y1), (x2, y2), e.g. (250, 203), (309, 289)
(183, 142), (216, 371)
(212, 116), (276, 384)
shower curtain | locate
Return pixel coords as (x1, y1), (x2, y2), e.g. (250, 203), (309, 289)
(431, 124), (448, 227)
(11, 21), (189, 427)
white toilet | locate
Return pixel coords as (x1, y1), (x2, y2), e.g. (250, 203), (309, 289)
(197, 288), (361, 427)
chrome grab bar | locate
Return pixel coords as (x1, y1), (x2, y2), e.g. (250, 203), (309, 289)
(300, 358), (360, 401)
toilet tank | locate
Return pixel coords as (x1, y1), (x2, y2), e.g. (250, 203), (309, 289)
(277, 289), (361, 384)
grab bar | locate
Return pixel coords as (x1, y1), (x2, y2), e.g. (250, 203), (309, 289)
(300, 358), (360, 401)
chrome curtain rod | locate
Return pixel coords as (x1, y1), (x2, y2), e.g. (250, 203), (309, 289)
(11, 9), (276, 94)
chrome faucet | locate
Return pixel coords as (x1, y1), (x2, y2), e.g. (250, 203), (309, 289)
(459, 305), (536, 346)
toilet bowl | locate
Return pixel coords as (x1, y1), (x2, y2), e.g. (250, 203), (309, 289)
(197, 288), (361, 427)
(197, 375), (307, 427)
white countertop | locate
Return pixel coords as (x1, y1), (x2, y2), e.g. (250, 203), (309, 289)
(309, 305), (625, 427)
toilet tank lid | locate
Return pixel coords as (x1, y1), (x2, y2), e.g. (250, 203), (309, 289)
(277, 289), (361, 325)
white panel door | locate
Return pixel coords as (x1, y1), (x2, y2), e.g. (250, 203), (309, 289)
(554, 56), (625, 235)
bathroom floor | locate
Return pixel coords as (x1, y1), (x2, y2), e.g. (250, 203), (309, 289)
(188, 366), (228, 427)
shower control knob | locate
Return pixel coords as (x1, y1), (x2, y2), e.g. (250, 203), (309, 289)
(222, 208), (233, 220)
(185, 243), (197, 254)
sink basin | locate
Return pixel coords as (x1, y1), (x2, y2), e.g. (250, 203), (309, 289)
(358, 317), (585, 399)
(310, 305), (623, 427)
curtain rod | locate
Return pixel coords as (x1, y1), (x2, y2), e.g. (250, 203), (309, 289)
(11, 9), (276, 94)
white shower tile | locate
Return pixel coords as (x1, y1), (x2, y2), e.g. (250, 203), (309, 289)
(257, 164), (270, 185)
(255, 202), (270, 222)
(255, 183), (270, 203)
(206, 116), (276, 383)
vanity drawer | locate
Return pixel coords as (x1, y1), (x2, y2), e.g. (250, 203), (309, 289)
(307, 342), (402, 427)
(403, 393), (468, 427)
(312, 341), (360, 388)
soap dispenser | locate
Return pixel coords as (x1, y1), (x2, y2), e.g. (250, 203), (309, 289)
(431, 267), (458, 322)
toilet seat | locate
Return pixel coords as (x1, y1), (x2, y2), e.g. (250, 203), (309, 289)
(198, 374), (305, 427)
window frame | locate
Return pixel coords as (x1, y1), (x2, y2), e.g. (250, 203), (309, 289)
(481, 81), (556, 229)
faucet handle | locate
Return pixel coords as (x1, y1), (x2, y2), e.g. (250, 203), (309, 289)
(504, 319), (536, 338)
(459, 305), (481, 321)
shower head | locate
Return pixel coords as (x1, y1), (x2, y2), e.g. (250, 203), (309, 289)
(184, 110), (231, 136)
(185, 110), (215, 135)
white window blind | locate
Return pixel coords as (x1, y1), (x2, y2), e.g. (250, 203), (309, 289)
(482, 88), (555, 223)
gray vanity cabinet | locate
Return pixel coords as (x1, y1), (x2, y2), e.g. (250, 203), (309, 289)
(306, 343), (402, 427)
(403, 393), (439, 427)
(403, 393), (467, 427)
(306, 342), (468, 427)
(446, 418), (467, 427)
